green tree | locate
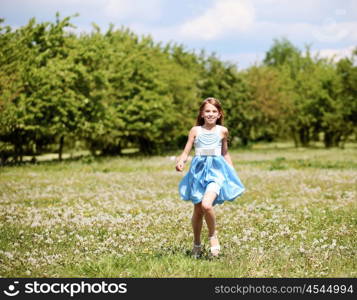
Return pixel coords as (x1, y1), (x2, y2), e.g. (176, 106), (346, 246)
(336, 52), (357, 146)
(244, 65), (295, 142)
(264, 37), (301, 67)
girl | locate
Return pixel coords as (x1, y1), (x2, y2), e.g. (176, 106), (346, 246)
(176, 97), (245, 258)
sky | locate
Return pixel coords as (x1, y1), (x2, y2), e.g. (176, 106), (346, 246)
(1, 0), (356, 69)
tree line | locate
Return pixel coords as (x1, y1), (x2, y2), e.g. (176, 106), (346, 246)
(1, 14), (356, 164)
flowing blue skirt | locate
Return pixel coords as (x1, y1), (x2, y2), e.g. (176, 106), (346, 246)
(178, 156), (245, 206)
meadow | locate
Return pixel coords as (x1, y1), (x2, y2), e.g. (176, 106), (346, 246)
(0, 143), (356, 277)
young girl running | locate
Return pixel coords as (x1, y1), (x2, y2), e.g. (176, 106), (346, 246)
(176, 97), (245, 257)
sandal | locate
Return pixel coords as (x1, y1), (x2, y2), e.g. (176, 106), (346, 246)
(191, 244), (202, 258)
(209, 235), (220, 257)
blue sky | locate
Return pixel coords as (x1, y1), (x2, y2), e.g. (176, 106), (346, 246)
(1, 0), (356, 69)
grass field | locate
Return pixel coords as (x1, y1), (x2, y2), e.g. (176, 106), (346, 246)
(0, 143), (356, 277)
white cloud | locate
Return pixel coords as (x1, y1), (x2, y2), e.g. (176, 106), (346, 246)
(248, 20), (357, 46)
(5, 0), (164, 22)
(123, 22), (178, 43)
(178, 0), (255, 40)
(220, 52), (264, 69)
(103, 0), (163, 21)
(311, 21), (357, 43)
(251, 0), (325, 21)
(312, 45), (356, 62)
(5, 0), (100, 5)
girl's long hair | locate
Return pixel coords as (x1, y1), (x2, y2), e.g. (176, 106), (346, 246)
(195, 97), (224, 126)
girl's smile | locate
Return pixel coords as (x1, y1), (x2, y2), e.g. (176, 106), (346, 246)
(201, 103), (221, 125)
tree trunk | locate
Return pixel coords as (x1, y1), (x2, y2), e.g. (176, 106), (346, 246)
(299, 127), (310, 147)
(101, 143), (122, 156)
(58, 135), (64, 161)
(333, 134), (340, 148)
(138, 137), (155, 155)
(291, 127), (299, 147)
(14, 141), (23, 163)
(323, 131), (333, 148)
(312, 126), (320, 142)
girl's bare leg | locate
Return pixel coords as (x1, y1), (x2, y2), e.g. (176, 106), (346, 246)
(191, 203), (204, 245)
(201, 192), (220, 253)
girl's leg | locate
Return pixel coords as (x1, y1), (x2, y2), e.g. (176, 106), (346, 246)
(201, 191), (218, 238)
(201, 191), (220, 255)
(191, 203), (204, 245)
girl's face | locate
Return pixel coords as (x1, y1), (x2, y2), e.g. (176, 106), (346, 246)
(201, 103), (221, 126)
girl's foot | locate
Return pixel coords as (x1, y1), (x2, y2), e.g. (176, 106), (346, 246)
(209, 235), (220, 257)
(191, 244), (202, 258)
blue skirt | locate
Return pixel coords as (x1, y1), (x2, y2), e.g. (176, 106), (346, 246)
(178, 156), (245, 206)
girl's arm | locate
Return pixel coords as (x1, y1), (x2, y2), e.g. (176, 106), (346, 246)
(221, 127), (234, 167)
(176, 127), (196, 172)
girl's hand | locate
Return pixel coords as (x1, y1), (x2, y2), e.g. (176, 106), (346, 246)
(175, 159), (185, 172)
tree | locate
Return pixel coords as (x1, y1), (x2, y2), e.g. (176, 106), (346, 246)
(336, 52), (357, 146)
(244, 65), (295, 142)
(264, 37), (301, 67)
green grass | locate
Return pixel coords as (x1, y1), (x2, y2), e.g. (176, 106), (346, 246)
(0, 143), (356, 277)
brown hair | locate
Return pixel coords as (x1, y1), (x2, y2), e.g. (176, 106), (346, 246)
(195, 97), (224, 126)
